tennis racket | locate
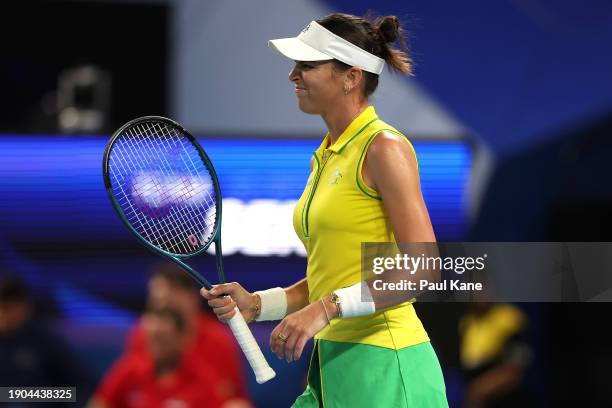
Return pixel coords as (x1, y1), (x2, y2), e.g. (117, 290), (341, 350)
(102, 116), (276, 384)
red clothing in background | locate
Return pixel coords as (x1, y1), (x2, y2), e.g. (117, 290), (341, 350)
(96, 313), (249, 408)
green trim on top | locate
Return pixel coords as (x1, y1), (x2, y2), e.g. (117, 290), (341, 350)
(355, 131), (383, 200)
(301, 152), (325, 240)
(302, 151), (321, 239)
(334, 118), (379, 154)
(354, 128), (418, 201)
(379, 128), (419, 171)
(301, 117), (382, 240)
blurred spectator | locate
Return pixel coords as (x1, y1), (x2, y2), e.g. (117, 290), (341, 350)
(0, 273), (93, 406)
(459, 303), (533, 408)
(89, 264), (251, 408)
(88, 307), (236, 408)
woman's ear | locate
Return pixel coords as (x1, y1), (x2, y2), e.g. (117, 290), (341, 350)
(345, 67), (364, 90)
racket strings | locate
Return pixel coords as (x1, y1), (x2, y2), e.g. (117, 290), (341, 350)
(114, 126), (212, 254)
(111, 138), (193, 254)
(132, 122), (215, 250)
(145, 123), (217, 249)
(153, 122), (218, 225)
(155, 122), (218, 232)
(108, 120), (218, 255)
(130, 123), (209, 249)
(110, 144), (170, 247)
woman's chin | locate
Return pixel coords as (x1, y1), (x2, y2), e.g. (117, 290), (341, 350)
(297, 100), (320, 115)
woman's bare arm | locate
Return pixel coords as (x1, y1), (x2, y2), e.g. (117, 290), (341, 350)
(364, 131), (436, 243)
(284, 278), (310, 314)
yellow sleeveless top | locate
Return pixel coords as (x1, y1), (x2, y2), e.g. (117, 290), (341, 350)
(292, 106), (430, 350)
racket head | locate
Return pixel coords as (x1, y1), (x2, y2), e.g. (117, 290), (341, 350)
(103, 116), (222, 259)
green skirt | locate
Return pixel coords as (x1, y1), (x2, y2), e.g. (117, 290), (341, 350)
(292, 340), (449, 408)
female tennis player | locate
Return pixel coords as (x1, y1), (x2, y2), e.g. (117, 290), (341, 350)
(202, 13), (449, 407)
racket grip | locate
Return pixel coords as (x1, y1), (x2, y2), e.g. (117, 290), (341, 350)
(227, 307), (276, 384)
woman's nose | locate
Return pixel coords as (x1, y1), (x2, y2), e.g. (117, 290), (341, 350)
(288, 65), (300, 82)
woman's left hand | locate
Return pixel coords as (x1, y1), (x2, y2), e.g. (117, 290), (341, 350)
(270, 300), (331, 362)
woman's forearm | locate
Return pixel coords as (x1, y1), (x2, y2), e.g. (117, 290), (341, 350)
(284, 278), (310, 314)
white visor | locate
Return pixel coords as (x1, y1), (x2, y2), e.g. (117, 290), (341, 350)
(268, 21), (385, 75)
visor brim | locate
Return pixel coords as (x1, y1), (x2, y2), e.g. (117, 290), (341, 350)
(268, 37), (333, 62)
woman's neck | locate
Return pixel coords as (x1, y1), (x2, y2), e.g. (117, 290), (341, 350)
(322, 99), (369, 146)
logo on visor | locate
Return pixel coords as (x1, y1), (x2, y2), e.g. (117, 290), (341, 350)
(301, 22), (312, 34)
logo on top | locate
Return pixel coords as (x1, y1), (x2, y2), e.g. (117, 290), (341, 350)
(301, 22), (312, 34)
(330, 168), (343, 185)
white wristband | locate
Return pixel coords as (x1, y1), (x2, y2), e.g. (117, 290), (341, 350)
(254, 287), (287, 321)
(335, 283), (376, 318)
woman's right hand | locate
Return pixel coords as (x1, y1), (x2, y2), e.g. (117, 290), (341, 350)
(200, 282), (259, 323)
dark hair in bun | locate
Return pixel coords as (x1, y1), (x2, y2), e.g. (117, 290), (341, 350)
(377, 15), (401, 44)
(317, 13), (413, 97)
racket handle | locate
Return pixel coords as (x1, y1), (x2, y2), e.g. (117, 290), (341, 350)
(227, 307), (276, 384)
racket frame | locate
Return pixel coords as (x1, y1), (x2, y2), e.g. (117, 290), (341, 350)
(102, 115), (225, 289)
(103, 116), (276, 384)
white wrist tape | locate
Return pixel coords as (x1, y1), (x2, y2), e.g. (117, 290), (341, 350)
(254, 287), (287, 321)
(335, 282), (376, 318)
